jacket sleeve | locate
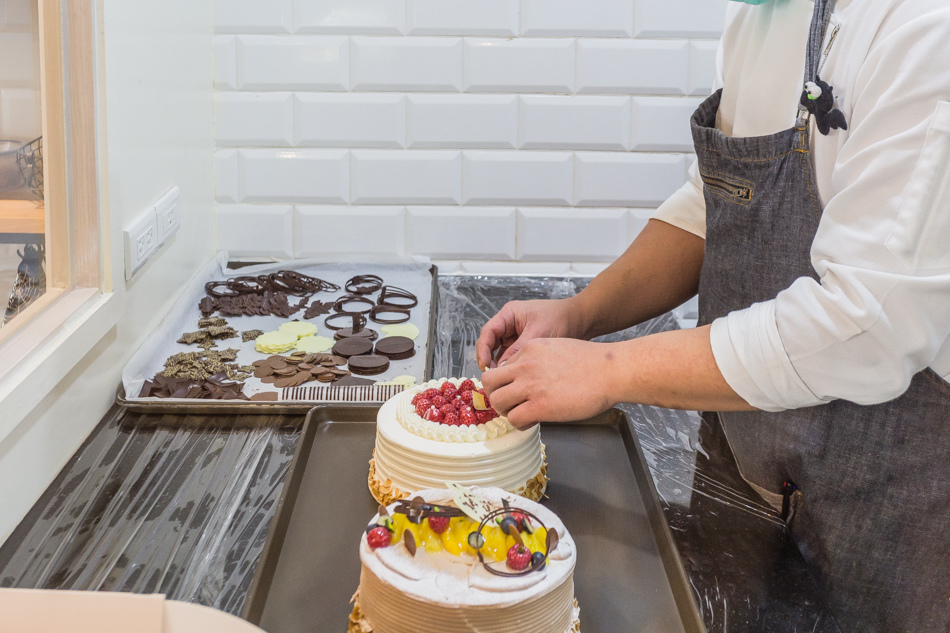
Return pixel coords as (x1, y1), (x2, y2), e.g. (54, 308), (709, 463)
(711, 5), (950, 410)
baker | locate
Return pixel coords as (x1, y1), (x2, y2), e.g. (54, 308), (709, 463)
(475, 0), (950, 630)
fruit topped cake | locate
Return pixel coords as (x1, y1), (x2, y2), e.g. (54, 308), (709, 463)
(349, 486), (580, 633)
(369, 378), (548, 505)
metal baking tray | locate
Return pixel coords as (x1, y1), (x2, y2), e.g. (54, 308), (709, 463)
(241, 405), (703, 633)
(115, 266), (439, 415)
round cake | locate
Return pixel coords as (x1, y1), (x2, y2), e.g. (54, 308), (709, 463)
(349, 487), (580, 633)
(368, 378), (548, 505)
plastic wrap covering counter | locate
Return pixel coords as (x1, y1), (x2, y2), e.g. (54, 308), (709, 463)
(0, 408), (302, 616)
(433, 275), (839, 633)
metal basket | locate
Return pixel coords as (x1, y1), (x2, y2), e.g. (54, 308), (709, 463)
(16, 136), (43, 198)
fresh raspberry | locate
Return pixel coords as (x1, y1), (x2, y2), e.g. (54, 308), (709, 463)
(506, 544), (532, 571)
(442, 386), (458, 401)
(423, 406), (444, 423)
(411, 393), (421, 405)
(422, 388), (440, 401)
(488, 408), (499, 418)
(439, 404), (456, 418)
(511, 512), (528, 531)
(479, 390), (491, 408)
(458, 404), (474, 415)
(460, 409), (477, 426)
(431, 395), (448, 407)
(439, 381), (456, 394)
(415, 399), (431, 416)
(475, 410), (493, 424)
(459, 390), (473, 404)
(367, 526), (392, 550)
(458, 379), (475, 393)
(428, 515), (450, 534)
(443, 413), (460, 426)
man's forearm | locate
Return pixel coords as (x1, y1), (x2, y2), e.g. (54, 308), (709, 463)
(570, 219), (706, 340)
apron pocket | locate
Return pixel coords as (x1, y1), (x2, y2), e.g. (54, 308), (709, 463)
(700, 170), (755, 206)
(885, 101), (950, 271)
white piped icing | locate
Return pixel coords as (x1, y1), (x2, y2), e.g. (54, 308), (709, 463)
(358, 488), (576, 633)
(396, 378), (514, 443)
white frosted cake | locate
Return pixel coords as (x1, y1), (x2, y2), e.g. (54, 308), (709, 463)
(349, 487), (580, 633)
(368, 378), (548, 505)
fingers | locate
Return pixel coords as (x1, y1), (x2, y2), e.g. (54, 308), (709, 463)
(505, 400), (542, 430)
(476, 306), (518, 370)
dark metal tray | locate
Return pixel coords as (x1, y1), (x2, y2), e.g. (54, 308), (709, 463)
(115, 267), (439, 414)
(242, 405), (703, 633)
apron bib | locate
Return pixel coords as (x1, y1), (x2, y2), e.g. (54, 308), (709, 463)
(693, 0), (950, 629)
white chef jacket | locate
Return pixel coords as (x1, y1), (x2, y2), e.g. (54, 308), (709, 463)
(653, 0), (950, 411)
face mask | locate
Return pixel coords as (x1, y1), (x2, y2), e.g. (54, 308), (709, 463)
(729, 0), (774, 4)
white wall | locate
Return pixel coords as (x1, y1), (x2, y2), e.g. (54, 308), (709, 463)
(213, 0), (727, 271)
(0, 0), (41, 141)
(0, 0), (216, 543)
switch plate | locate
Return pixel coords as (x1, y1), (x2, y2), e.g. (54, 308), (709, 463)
(124, 208), (159, 280)
(155, 186), (181, 244)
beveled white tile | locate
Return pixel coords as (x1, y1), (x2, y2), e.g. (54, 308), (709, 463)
(459, 261), (572, 274)
(408, 0), (518, 36)
(0, 33), (35, 84)
(214, 35), (237, 91)
(294, 0), (406, 35)
(236, 35), (349, 90)
(351, 37), (462, 92)
(351, 150), (462, 204)
(628, 208), (655, 243)
(631, 96), (702, 151)
(295, 93), (406, 148)
(217, 204), (294, 258)
(689, 40), (720, 96)
(214, 0), (293, 34)
(574, 152), (688, 207)
(407, 206), (516, 259)
(463, 38), (574, 93)
(431, 260), (462, 274)
(239, 148), (350, 203)
(516, 208), (627, 262)
(519, 95), (630, 151)
(0, 88), (41, 140)
(294, 206), (406, 257)
(463, 151), (572, 206)
(215, 149), (240, 203)
(215, 92), (294, 147)
(634, 0), (728, 38)
(571, 262), (610, 276)
(576, 39), (689, 96)
(520, 0), (633, 37)
(407, 95), (517, 149)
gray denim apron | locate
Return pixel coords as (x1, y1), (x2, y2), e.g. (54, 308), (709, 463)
(692, 0), (950, 630)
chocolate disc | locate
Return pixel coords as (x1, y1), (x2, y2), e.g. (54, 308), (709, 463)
(348, 354), (390, 376)
(374, 336), (415, 360)
(334, 327), (378, 341)
(331, 337), (374, 358)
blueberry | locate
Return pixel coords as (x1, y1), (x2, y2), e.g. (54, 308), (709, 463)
(468, 531), (485, 549)
(499, 517), (518, 535)
(531, 551), (546, 570)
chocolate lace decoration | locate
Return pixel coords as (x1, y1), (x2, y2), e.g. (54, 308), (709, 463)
(333, 294), (375, 314)
(345, 274), (383, 295)
(378, 285), (418, 309)
(200, 271), (340, 317)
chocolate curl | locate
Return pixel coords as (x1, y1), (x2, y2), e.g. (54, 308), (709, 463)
(403, 530), (417, 556)
(505, 521), (525, 549)
(545, 528), (559, 555)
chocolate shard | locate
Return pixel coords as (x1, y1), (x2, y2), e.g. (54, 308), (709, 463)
(545, 528), (559, 554)
(403, 530), (417, 556)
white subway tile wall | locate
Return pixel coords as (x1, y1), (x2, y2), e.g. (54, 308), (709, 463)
(213, 0), (728, 261)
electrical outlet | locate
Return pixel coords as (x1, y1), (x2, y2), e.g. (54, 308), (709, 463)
(124, 208), (159, 280)
(155, 186), (181, 245)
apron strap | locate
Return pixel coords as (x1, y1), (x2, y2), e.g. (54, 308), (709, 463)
(803, 0), (833, 85)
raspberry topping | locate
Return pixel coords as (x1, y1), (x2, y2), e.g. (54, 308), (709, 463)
(475, 409), (493, 424)
(460, 409), (477, 426)
(459, 390), (473, 404)
(415, 399), (431, 417)
(422, 388), (440, 401)
(423, 406), (444, 423)
(506, 544), (532, 571)
(367, 526), (392, 550)
(431, 395), (448, 407)
(428, 515), (450, 534)
(458, 379), (475, 393)
(443, 413), (460, 426)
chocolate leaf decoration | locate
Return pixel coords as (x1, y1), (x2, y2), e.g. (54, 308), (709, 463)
(403, 530), (417, 556)
(378, 504), (389, 517)
(546, 528), (559, 554)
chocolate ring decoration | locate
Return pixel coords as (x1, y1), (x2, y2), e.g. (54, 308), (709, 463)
(205, 281), (241, 298)
(325, 312), (367, 331)
(345, 274), (383, 295)
(333, 294), (375, 314)
(228, 276), (268, 294)
(378, 285), (418, 309)
(369, 304), (411, 324)
(474, 507), (552, 577)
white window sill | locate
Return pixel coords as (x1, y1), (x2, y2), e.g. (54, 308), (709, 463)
(0, 288), (119, 445)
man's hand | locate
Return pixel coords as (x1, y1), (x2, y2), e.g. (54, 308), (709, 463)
(480, 338), (618, 429)
(475, 298), (583, 371)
